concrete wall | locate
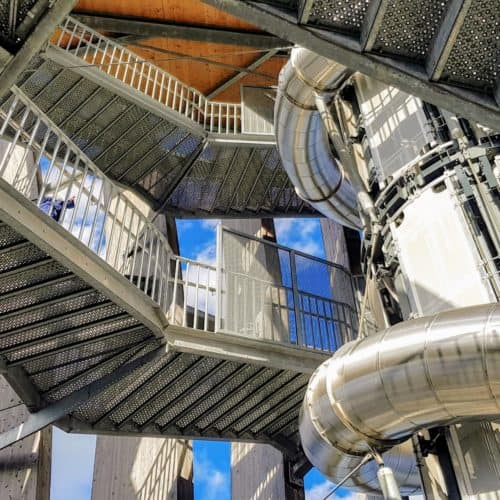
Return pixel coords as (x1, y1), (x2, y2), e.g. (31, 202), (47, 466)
(91, 436), (192, 500)
(0, 377), (51, 500)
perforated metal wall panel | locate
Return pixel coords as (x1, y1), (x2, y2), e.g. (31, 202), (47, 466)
(309, 0), (370, 31)
(441, 0), (497, 91)
(372, 0), (449, 60)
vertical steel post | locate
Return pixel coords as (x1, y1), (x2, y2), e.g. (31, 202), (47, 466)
(215, 223), (223, 332)
(290, 250), (304, 346)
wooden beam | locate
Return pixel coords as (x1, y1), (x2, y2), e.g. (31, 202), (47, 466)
(73, 14), (286, 49)
(206, 48), (279, 99)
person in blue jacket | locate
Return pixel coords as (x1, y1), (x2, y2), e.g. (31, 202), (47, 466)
(39, 195), (76, 222)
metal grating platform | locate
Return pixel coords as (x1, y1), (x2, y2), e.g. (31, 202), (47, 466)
(0, 210), (322, 459)
(6, 56), (313, 218)
(65, 351), (308, 456)
(0, 220), (157, 401)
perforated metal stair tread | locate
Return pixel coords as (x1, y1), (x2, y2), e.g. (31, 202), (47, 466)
(0, 55), (314, 218)
(68, 351), (308, 456)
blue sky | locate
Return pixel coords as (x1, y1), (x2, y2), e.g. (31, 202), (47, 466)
(50, 217), (352, 500)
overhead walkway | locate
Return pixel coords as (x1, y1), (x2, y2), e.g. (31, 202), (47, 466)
(203, 0), (500, 131)
(4, 16), (313, 218)
(0, 90), (357, 462)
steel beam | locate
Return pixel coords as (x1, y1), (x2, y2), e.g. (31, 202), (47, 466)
(360, 0), (389, 51)
(129, 42), (278, 80)
(0, 0), (78, 99)
(202, 0), (500, 130)
(298, 0), (315, 25)
(206, 49), (279, 99)
(426, 0), (472, 80)
(72, 14), (286, 49)
(0, 342), (165, 451)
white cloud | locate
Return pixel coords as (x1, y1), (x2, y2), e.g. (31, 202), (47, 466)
(195, 242), (217, 265)
(306, 480), (356, 500)
(194, 454), (229, 500)
(275, 218), (323, 258)
(50, 428), (96, 500)
(201, 219), (219, 231)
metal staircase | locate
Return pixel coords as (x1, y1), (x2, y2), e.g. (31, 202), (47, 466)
(203, 0), (500, 131)
(0, 88), (356, 461)
(2, 16), (312, 218)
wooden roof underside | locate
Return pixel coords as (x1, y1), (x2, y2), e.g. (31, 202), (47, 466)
(73, 0), (289, 103)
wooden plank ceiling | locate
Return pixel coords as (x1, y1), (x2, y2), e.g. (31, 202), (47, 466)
(73, 0), (288, 103)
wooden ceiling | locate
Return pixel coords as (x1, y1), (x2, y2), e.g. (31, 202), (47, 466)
(73, 0), (288, 103)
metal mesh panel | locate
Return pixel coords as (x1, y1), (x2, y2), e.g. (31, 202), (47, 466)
(0, 243), (47, 272)
(0, 290), (106, 333)
(45, 343), (144, 401)
(111, 127), (187, 183)
(91, 112), (165, 168)
(2, 303), (124, 356)
(131, 356), (220, 427)
(139, 135), (202, 202)
(0, 260), (69, 294)
(213, 371), (294, 431)
(21, 332), (141, 374)
(231, 375), (306, 432)
(52, 89), (118, 145)
(176, 364), (260, 428)
(0, 307), (137, 349)
(0, 277), (89, 315)
(75, 351), (174, 423)
(107, 353), (199, 425)
(373, 0), (449, 60)
(154, 359), (233, 427)
(308, 0), (370, 32)
(15, 0), (37, 29)
(195, 368), (277, 429)
(12, 324), (149, 367)
(214, 148), (253, 211)
(0, 3), (10, 44)
(441, 0), (497, 89)
(221, 230), (292, 342)
(263, 406), (299, 435)
(31, 349), (121, 392)
(0, 223), (25, 248)
(251, 386), (306, 434)
(29, 69), (82, 114)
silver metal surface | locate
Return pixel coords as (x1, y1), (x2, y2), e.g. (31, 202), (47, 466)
(274, 48), (361, 228)
(300, 302), (500, 494)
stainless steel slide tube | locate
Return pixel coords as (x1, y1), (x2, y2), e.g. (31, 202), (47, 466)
(300, 303), (500, 495)
(274, 48), (361, 229)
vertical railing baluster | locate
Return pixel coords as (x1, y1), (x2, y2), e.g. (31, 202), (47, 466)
(290, 250), (304, 347)
(183, 262), (190, 327)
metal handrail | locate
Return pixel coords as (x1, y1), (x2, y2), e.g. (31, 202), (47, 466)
(52, 16), (263, 136)
(0, 88), (355, 352)
(0, 88), (175, 313)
